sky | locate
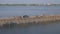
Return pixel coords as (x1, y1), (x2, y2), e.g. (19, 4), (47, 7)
(0, 0), (60, 4)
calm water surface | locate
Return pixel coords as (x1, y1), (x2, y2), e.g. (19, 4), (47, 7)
(0, 22), (60, 34)
(0, 6), (60, 17)
(0, 6), (60, 34)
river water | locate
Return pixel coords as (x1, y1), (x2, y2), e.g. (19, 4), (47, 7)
(0, 6), (60, 17)
(0, 6), (60, 34)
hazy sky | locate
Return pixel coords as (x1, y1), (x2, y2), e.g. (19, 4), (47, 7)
(0, 0), (60, 4)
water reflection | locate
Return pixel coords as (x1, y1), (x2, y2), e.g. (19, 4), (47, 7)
(0, 22), (60, 34)
(0, 21), (60, 29)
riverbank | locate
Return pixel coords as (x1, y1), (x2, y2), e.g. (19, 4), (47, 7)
(0, 15), (60, 26)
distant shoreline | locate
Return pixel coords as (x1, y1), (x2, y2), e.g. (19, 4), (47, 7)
(0, 4), (60, 6)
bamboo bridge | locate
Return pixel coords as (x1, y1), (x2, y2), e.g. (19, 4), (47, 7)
(0, 15), (60, 26)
